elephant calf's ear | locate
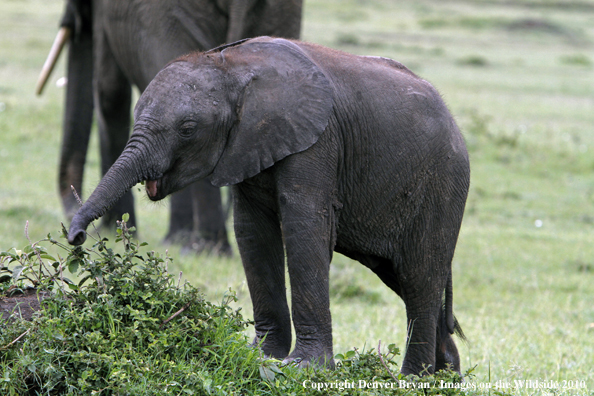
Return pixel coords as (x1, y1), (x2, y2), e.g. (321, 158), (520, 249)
(210, 39), (334, 187)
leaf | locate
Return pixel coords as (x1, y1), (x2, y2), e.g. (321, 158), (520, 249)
(60, 223), (69, 239)
(40, 254), (57, 261)
(68, 259), (80, 274)
(388, 343), (399, 355)
(0, 274), (12, 284)
(203, 378), (212, 393)
(259, 365), (276, 382)
(269, 364), (284, 376)
(11, 265), (24, 281)
(78, 275), (93, 287)
(122, 213), (130, 223)
(67, 283), (79, 291)
(346, 350), (357, 359)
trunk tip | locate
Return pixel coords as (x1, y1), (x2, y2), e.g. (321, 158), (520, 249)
(68, 228), (87, 245)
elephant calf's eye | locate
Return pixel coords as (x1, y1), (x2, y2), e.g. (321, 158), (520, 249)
(178, 121), (198, 138)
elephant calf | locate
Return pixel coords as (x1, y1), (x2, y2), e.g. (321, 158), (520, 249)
(68, 37), (470, 375)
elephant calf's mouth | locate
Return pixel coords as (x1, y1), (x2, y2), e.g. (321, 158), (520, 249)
(145, 179), (159, 198)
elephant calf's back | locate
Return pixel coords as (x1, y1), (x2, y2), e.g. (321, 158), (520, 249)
(310, 45), (470, 257)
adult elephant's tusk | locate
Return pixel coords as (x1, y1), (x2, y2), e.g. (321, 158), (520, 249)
(35, 26), (71, 96)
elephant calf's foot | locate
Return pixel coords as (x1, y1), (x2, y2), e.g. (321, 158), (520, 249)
(401, 359), (436, 377)
(282, 349), (335, 369)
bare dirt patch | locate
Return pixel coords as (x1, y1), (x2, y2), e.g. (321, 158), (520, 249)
(0, 289), (47, 324)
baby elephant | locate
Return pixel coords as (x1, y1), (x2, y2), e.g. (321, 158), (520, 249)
(68, 37), (470, 375)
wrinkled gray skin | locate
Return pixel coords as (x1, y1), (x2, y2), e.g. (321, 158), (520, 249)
(58, 0), (302, 254)
(68, 37), (470, 375)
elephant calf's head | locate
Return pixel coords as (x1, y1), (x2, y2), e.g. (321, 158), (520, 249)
(67, 37), (333, 245)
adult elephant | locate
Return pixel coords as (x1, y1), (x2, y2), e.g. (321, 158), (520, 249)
(37, 0), (302, 254)
(67, 37), (470, 375)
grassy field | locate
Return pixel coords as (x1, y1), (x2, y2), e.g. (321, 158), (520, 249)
(1, 0), (593, 393)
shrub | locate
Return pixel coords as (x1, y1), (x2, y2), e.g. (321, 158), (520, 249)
(0, 218), (471, 395)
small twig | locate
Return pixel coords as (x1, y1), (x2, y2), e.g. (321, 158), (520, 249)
(177, 271), (183, 289)
(159, 301), (192, 329)
(58, 262), (66, 294)
(24, 221), (41, 283)
(165, 250), (169, 274)
(71, 185), (83, 207)
(378, 340), (399, 382)
(25, 221), (51, 284)
(0, 329), (30, 351)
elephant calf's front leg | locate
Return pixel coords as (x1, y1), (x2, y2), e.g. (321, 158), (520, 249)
(280, 198), (335, 368)
(233, 185), (292, 358)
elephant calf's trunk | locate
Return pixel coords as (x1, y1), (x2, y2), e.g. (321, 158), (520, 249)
(68, 215), (89, 245)
(67, 154), (145, 245)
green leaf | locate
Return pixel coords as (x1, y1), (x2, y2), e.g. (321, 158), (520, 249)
(78, 275), (93, 288)
(259, 365), (276, 382)
(122, 213), (130, 223)
(388, 343), (399, 355)
(11, 265), (24, 281)
(203, 379), (212, 393)
(68, 259), (80, 274)
(269, 364), (284, 376)
(67, 283), (79, 291)
(60, 223), (69, 239)
(345, 350), (357, 359)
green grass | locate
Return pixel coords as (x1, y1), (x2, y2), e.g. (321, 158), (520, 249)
(1, 0), (594, 393)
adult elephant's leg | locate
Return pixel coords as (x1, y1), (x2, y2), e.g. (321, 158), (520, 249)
(191, 181), (231, 255)
(59, 23), (93, 220)
(233, 184), (291, 358)
(165, 187), (193, 245)
(166, 180), (231, 256)
(94, 29), (135, 229)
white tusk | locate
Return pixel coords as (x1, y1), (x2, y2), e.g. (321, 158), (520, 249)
(35, 26), (71, 96)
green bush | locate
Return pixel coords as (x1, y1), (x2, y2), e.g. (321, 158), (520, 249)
(1, 218), (469, 395)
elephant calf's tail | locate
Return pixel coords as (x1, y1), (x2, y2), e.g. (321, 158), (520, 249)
(442, 270), (466, 341)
